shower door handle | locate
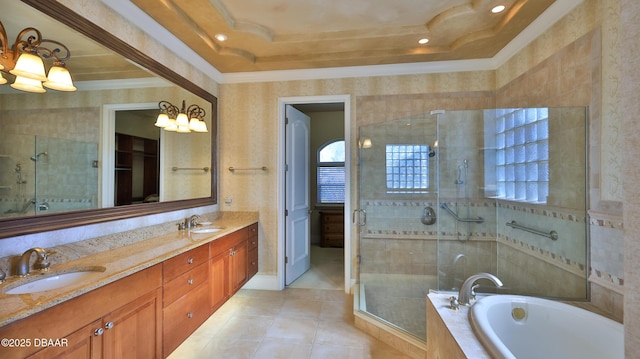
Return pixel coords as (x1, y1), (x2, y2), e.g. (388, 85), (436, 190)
(353, 209), (367, 226)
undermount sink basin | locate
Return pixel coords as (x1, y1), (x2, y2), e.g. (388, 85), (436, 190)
(190, 227), (224, 234)
(4, 266), (106, 295)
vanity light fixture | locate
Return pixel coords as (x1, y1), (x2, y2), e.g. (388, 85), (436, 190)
(0, 21), (77, 93)
(155, 100), (208, 133)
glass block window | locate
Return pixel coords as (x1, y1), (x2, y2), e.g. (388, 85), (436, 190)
(494, 108), (549, 203)
(317, 140), (345, 203)
(385, 144), (429, 192)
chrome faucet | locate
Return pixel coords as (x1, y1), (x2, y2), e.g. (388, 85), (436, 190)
(457, 272), (503, 306)
(184, 214), (201, 229)
(16, 247), (51, 276)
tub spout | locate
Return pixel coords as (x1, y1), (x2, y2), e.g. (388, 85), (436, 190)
(457, 272), (503, 306)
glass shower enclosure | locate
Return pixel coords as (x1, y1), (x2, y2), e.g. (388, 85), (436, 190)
(356, 107), (588, 341)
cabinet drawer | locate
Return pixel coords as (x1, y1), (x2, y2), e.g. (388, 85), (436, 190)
(248, 247), (258, 277)
(248, 223), (258, 237)
(163, 281), (210, 355)
(321, 213), (343, 223)
(163, 245), (209, 282)
(323, 223), (344, 232)
(210, 227), (247, 255)
(163, 262), (208, 307)
(248, 235), (258, 251)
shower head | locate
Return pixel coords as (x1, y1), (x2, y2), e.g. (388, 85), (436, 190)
(30, 151), (48, 162)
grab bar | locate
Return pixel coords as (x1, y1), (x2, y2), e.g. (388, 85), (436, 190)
(440, 203), (484, 223)
(172, 167), (210, 172)
(228, 166), (268, 172)
(506, 220), (558, 241)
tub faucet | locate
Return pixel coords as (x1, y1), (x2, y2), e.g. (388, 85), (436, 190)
(16, 247), (51, 276)
(457, 272), (503, 306)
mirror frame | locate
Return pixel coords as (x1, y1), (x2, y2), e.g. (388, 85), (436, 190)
(0, 0), (218, 239)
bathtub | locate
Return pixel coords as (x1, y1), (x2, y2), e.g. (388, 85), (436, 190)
(469, 295), (623, 359)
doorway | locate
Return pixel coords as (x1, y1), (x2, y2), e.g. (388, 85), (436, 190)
(278, 95), (351, 293)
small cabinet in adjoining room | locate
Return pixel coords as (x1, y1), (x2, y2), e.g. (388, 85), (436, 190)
(320, 209), (344, 248)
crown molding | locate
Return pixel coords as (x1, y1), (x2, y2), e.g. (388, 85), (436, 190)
(100, 0), (583, 85)
(100, 0), (225, 84)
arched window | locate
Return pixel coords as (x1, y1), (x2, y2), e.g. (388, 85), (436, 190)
(317, 139), (345, 204)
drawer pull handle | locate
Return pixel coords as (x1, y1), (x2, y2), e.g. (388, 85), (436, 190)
(187, 258), (194, 264)
(187, 312), (193, 318)
(94, 328), (104, 336)
(252, 241), (256, 245)
(188, 279), (194, 285)
(105, 321), (114, 330)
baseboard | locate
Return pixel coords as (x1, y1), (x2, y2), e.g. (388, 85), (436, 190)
(241, 274), (280, 290)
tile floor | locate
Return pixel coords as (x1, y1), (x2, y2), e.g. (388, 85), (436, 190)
(168, 245), (412, 359)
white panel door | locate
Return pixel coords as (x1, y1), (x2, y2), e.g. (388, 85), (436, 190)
(285, 105), (311, 285)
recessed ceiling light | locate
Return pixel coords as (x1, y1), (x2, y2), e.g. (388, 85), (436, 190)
(418, 38), (430, 45)
(215, 34), (228, 42)
(491, 5), (506, 13)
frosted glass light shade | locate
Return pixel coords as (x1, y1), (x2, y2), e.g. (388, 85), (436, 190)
(193, 120), (208, 133)
(189, 117), (200, 131)
(11, 75), (46, 93)
(43, 65), (77, 91)
(165, 119), (178, 132)
(154, 113), (170, 127)
(10, 53), (47, 81)
(176, 112), (189, 126)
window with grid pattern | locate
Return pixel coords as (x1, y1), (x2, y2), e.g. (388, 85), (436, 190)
(385, 144), (429, 192)
(494, 108), (549, 203)
(317, 140), (345, 203)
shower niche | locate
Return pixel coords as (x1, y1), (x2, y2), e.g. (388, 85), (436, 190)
(356, 107), (588, 341)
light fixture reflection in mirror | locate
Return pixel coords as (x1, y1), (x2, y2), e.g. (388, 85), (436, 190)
(0, 21), (77, 93)
(155, 100), (208, 133)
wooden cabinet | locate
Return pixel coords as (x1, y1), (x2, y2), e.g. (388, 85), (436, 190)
(102, 290), (161, 359)
(26, 319), (103, 359)
(209, 223), (258, 312)
(209, 249), (230, 312)
(247, 224), (259, 277)
(0, 223), (259, 359)
(162, 245), (209, 356)
(0, 265), (163, 359)
(320, 210), (344, 248)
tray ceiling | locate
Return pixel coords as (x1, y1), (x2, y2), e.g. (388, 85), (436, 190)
(130, 0), (556, 73)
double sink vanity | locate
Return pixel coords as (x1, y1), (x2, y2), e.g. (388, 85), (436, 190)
(0, 212), (258, 358)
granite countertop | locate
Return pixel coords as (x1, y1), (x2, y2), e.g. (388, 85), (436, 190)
(0, 211), (258, 328)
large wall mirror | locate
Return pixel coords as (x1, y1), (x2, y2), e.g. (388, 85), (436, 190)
(0, 0), (217, 239)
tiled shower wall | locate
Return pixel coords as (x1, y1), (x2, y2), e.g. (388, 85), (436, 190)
(0, 108), (99, 216)
(356, 20), (619, 314)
